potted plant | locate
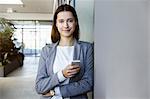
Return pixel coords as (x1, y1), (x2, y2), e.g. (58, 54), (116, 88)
(0, 62), (4, 77)
(0, 18), (24, 77)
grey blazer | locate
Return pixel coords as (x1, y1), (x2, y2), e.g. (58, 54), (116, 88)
(35, 40), (94, 99)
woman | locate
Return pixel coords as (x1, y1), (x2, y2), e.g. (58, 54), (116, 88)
(35, 4), (93, 99)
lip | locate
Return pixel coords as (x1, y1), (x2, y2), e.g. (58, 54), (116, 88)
(62, 29), (70, 31)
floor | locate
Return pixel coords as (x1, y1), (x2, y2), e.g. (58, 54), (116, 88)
(0, 56), (40, 99)
(0, 56), (93, 99)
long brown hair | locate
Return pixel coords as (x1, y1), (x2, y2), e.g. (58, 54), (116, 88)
(51, 4), (80, 43)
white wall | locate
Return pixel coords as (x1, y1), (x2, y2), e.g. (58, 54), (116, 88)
(148, 1), (150, 98)
(76, 0), (94, 42)
(94, 0), (149, 99)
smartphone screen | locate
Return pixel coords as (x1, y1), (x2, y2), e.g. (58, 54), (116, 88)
(71, 60), (80, 65)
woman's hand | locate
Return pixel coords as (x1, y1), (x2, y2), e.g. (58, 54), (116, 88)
(43, 92), (52, 97)
(42, 90), (55, 97)
(62, 64), (80, 78)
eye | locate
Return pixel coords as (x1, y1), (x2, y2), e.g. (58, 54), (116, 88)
(58, 19), (64, 23)
(68, 19), (74, 22)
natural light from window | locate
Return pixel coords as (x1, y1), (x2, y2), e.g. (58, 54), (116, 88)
(0, 0), (23, 4)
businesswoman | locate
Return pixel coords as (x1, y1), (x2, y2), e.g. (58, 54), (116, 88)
(35, 4), (94, 99)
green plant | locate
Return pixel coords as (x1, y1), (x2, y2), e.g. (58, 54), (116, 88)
(0, 18), (16, 65)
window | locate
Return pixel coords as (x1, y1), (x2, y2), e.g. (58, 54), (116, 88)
(13, 20), (52, 56)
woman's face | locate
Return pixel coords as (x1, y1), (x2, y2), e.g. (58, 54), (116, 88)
(56, 11), (76, 38)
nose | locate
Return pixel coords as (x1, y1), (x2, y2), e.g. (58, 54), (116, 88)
(63, 21), (69, 28)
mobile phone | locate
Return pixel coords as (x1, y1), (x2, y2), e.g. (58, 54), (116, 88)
(71, 60), (80, 65)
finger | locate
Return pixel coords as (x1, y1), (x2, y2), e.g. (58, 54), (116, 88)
(43, 93), (52, 96)
(67, 65), (75, 69)
(68, 68), (80, 74)
(69, 68), (80, 73)
(69, 65), (80, 70)
(69, 72), (78, 75)
(67, 69), (80, 76)
(68, 75), (74, 78)
(64, 66), (80, 77)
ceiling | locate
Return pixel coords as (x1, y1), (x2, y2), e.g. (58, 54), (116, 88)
(0, 0), (54, 13)
(0, 0), (54, 20)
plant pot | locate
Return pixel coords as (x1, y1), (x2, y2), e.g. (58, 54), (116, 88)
(0, 66), (4, 77)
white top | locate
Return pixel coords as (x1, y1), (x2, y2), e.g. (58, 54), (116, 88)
(52, 46), (74, 99)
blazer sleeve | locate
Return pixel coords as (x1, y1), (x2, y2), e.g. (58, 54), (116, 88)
(35, 46), (60, 94)
(60, 43), (94, 97)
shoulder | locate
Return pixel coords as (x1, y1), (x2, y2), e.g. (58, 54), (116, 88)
(42, 44), (52, 51)
(41, 43), (56, 55)
(42, 43), (56, 49)
(77, 41), (94, 58)
(78, 41), (93, 49)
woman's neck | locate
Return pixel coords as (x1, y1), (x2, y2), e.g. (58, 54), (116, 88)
(59, 37), (74, 46)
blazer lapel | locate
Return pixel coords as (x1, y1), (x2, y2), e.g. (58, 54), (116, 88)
(47, 42), (58, 75)
(70, 40), (82, 82)
(73, 40), (81, 60)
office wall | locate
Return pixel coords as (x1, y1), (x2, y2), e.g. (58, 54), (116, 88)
(75, 0), (94, 42)
(148, 1), (150, 98)
(94, 0), (149, 99)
